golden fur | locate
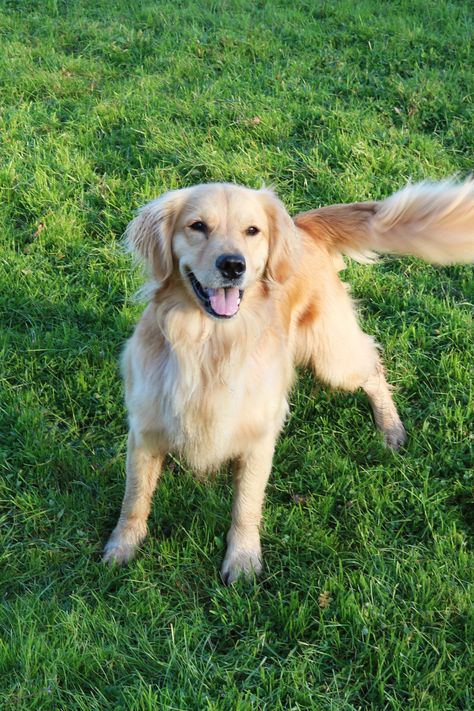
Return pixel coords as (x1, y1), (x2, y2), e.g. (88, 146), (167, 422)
(103, 179), (474, 583)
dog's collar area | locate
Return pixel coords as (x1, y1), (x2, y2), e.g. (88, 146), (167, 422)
(187, 270), (243, 319)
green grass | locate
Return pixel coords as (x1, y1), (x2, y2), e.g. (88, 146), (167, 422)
(1, 0), (473, 708)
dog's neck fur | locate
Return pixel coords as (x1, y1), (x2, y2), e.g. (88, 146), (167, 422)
(154, 279), (277, 368)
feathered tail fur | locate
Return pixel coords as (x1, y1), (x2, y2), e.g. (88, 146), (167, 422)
(294, 179), (474, 265)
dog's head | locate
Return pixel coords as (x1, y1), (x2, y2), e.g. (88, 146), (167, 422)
(126, 183), (298, 320)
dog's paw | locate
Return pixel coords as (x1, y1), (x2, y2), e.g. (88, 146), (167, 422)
(221, 539), (262, 585)
(102, 526), (145, 566)
(102, 540), (137, 566)
(383, 421), (407, 451)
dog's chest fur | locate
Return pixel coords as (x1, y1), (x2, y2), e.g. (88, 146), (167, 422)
(125, 304), (292, 472)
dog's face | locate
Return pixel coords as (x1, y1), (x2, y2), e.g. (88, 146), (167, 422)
(172, 184), (271, 319)
(126, 183), (297, 319)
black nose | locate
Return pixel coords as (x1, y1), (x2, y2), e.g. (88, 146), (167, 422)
(216, 253), (246, 280)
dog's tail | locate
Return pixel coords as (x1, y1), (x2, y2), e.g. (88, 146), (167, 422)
(294, 179), (474, 265)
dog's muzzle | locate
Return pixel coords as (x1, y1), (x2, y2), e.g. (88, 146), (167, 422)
(187, 271), (244, 319)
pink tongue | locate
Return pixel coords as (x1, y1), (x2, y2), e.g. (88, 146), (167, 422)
(209, 287), (240, 316)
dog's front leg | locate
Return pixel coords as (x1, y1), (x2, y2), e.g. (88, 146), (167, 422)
(221, 434), (275, 585)
(103, 430), (163, 565)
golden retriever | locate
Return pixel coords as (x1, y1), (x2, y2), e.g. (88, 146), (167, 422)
(103, 180), (474, 583)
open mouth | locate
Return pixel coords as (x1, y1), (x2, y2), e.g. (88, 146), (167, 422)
(187, 271), (243, 319)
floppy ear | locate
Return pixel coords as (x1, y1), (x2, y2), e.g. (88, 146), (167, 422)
(260, 188), (300, 284)
(125, 188), (190, 285)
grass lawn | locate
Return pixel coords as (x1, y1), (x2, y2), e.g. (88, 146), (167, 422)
(1, 0), (473, 708)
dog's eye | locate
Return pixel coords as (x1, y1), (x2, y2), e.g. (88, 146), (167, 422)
(189, 221), (208, 233)
(246, 226), (260, 236)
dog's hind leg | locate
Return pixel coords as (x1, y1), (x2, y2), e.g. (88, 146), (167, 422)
(103, 430), (163, 565)
(302, 282), (406, 449)
(361, 362), (406, 450)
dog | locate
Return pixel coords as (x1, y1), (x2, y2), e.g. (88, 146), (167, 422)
(103, 180), (474, 583)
